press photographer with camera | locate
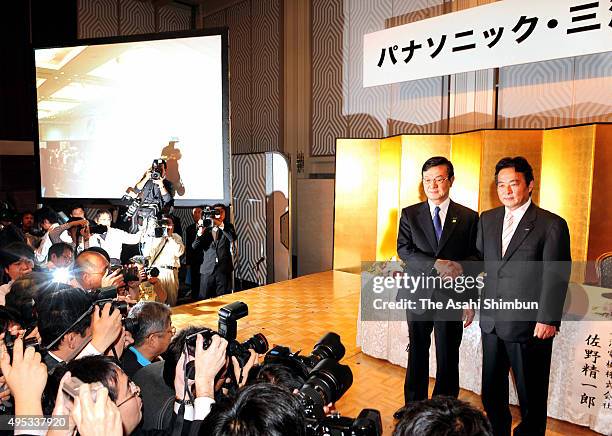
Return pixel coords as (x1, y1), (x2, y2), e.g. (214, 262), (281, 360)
(36, 286), (125, 372)
(124, 159), (175, 235)
(73, 250), (125, 292)
(193, 204), (236, 300)
(145, 216), (184, 306)
(49, 216), (91, 254)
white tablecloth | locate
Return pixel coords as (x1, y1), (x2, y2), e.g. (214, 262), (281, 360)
(358, 318), (612, 435)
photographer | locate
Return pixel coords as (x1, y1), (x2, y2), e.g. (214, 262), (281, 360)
(125, 160), (175, 235)
(74, 250), (124, 292)
(34, 208), (73, 262)
(49, 217), (90, 255)
(47, 242), (74, 270)
(89, 210), (143, 264)
(121, 301), (173, 377)
(193, 204), (236, 300)
(145, 216), (184, 306)
(36, 286), (124, 372)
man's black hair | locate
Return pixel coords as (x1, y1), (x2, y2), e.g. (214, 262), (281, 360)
(48, 242), (73, 261)
(393, 396), (493, 436)
(202, 383), (306, 436)
(255, 363), (305, 392)
(35, 286), (93, 351)
(128, 301), (171, 347)
(68, 203), (86, 215)
(36, 207), (60, 225)
(494, 156), (534, 186)
(422, 156), (454, 179)
(45, 355), (121, 415)
(0, 241), (35, 269)
(5, 271), (55, 329)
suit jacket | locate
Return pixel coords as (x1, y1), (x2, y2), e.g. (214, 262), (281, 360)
(193, 222), (236, 275)
(185, 223), (203, 266)
(397, 200), (479, 313)
(476, 202), (571, 342)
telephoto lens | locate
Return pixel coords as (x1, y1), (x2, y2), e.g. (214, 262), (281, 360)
(298, 358), (353, 419)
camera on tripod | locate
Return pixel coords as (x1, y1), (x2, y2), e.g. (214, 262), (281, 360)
(150, 159), (166, 180)
(184, 302), (269, 378)
(264, 333), (382, 436)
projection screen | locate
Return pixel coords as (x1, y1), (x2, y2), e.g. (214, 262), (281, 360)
(33, 30), (229, 206)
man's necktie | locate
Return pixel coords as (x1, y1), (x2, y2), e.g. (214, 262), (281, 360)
(501, 213), (514, 257)
(212, 227), (219, 242)
(433, 206), (442, 242)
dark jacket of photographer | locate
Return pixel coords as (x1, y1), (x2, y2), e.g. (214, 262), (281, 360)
(192, 222), (236, 275)
(136, 179), (174, 210)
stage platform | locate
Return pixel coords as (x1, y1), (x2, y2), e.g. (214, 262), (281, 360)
(171, 271), (599, 436)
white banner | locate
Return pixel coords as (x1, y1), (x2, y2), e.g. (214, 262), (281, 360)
(363, 0), (612, 87)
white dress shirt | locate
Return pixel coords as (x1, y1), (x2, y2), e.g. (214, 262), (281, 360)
(502, 198), (532, 243)
(89, 227), (142, 260)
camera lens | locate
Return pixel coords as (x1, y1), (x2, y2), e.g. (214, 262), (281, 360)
(298, 358), (353, 411)
(309, 332), (345, 363)
(242, 333), (269, 354)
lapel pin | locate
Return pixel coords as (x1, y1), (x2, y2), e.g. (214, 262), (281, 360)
(451, 218), (457, 223)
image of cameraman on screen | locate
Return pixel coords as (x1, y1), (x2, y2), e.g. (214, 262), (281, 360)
(125, 159), (175, 234)
(193, 204), (236, 300)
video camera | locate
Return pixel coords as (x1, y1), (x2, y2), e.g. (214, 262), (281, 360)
(184, 302), (268, 378)
(151, 159), (166, 180)
(264, 333), (382, 436)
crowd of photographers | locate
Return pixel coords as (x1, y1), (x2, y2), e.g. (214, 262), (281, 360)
(0, 205), (495, 436)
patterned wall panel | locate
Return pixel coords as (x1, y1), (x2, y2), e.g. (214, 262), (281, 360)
(499, 58), (575, 129)
(78, 0), (118, 38)
(232, 154), (267, 285)
(389, 77), (446, 134)
(203, 10), (227, 29)
(388, 0), (447, 27)
(251, 0), (282, 153)
(226, 1), (253, 154)
(158, 4), (192, 33)
(346, 0), (391, 138)
(119, 0), (155, 35)
(311, 0), (346, 156)
(573, 53), (612, 123)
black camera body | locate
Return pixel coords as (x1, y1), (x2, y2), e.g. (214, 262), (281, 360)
(305, 409), (382, 436)
(199, 206), (222, 228)
(3, 332), (40, 363)
(184, 302), (268, 379)
(92, 298), (139, 335)
(151, 159), (166, 180)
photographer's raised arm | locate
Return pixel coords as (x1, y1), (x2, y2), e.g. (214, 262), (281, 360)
(134, 169), (151, 192)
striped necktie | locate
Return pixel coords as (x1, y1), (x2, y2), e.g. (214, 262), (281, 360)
(501, 213), (514, 257)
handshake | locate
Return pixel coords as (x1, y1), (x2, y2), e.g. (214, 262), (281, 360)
(433, 259), (464, 279)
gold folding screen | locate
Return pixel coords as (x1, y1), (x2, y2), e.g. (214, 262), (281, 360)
(333, 124), (612, 275)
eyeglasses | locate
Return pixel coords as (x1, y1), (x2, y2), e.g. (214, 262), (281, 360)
(116, 380), (141, 408)
(422, 176), (449, 185)
(149, 325), (176, 338)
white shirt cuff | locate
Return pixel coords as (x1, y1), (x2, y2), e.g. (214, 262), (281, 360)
(173, 396), (215, 421)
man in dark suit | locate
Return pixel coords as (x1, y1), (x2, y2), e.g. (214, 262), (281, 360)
(185, 207), (203, 301)
(477, 156), (571, 436)
(193, 204), (237, 299)
(397, 156), (479, 405)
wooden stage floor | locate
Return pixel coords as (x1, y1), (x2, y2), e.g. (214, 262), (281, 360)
(171, 270), (600, 436)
